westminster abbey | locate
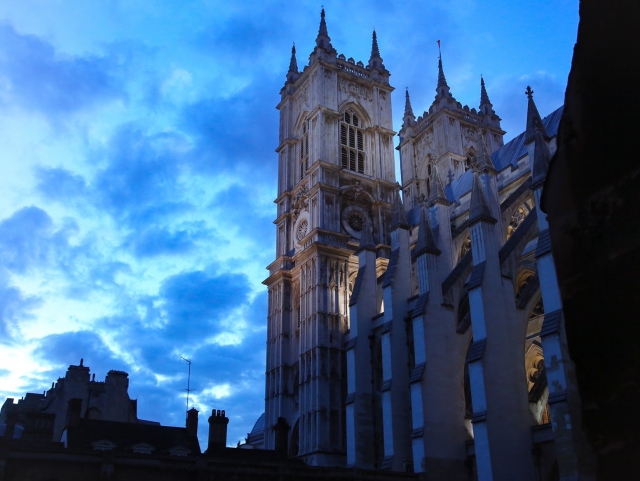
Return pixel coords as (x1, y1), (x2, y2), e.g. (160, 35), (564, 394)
(260, 9), (594, 481)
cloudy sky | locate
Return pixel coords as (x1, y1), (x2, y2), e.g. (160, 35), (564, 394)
(0, 0), (578, 447)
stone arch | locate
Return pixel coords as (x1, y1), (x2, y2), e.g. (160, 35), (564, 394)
(294, 110), (309, 133)
(337, 101), (372, 127)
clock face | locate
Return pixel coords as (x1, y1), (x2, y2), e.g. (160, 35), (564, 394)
(347, 212), (364, 232)
(296, 219), (309, 241)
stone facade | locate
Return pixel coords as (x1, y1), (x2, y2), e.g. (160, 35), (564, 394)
(263, 9), (594, 481)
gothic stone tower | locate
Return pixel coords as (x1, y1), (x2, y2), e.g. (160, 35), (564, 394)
(263, 10), (397, 466)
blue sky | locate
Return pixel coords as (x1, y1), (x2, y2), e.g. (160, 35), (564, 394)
(0, 0), (578, 447)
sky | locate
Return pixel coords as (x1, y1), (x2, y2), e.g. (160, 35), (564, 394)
(0, 0), (579, 447)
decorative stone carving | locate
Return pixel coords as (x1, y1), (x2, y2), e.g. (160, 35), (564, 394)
(340, 179), (375, 203)
(291, 187), (309, 221)
(341, 204), (368, 239)
(338, 78), (372, 102)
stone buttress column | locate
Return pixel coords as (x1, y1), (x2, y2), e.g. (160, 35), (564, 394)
(465, 173), (536, 481)
(345, 219), (377, 468)
(378, 195), (413, 471)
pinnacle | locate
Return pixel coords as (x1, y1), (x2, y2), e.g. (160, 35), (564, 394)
(391, 191), (409, 229)
(469, 172), (496, 225)
(437, 54), (448, 89)
(480, 76), (491, 106)
(414, 207), (440, 256)
(475, 133), (497, 174)
(288, 44), (298, 74)
(314, 8), (334, 52)
(524, 86), (549, 143)
(371, 30), (380, 58)
(319, 8), (328, 37)
(404, 88), (415, 119)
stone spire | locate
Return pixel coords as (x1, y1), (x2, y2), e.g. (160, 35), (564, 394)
(315, 8), (333, 50)
(435, 49), (452, 99)
(437, 54), (448, 88)
(469, 172), (496, 225)
(371, 30), (380, 58)
(391, 191), (409, 230)
(531, 128), (552, 189)
(286, 44), (299, 83)
(476, 133), (497, 174)
(404, 88), (414, 117)
(480, 76), (490, 104)
(402, 88), (415, 127)
(414, 207), (440, 257)
(524, 86), (549, 143)
(367, 30), (386, 71)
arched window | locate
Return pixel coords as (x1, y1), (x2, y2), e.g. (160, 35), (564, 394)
(300, 122), (309, 180)
(340, 110), (365, 174)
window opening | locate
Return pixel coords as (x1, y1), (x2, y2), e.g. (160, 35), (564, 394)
(340, 109), (365, 173)
(300, 122), (309, 180)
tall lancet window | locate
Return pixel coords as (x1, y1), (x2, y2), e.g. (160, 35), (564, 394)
(426, 163), (433, 198)
(300, 122), (309, 180)
(340, 110), (365, 174)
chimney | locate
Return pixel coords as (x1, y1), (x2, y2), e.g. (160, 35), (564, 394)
(273, 417), (290, 456)
(186, 408), (198, 438)
(206, 409), (229, 452)
(66, 398), (83, 428)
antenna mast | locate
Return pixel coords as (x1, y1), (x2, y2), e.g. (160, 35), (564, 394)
(181, 356), (192, 413)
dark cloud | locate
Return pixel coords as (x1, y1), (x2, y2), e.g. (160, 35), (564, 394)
(34, 330), (130, 376)
(180, 84), (280, 178)
(160, 270), (251, 337)
(0, 206), (62, 273)
(91, 125), (191, 223)
(0, 23), (125, 117)
(0, 274), (42, 341)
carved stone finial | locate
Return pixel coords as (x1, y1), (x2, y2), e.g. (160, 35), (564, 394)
(525, 86), (534, 99)
(525, 86), (549, 143)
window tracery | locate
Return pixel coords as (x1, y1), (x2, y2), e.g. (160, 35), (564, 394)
(340, 109), (365, 174)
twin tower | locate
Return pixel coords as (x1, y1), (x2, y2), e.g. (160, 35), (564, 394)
(263, 9), (594, 481)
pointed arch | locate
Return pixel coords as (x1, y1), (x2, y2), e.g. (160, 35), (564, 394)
(339, 105), (368, 174)
(337, 101), (372, 127)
